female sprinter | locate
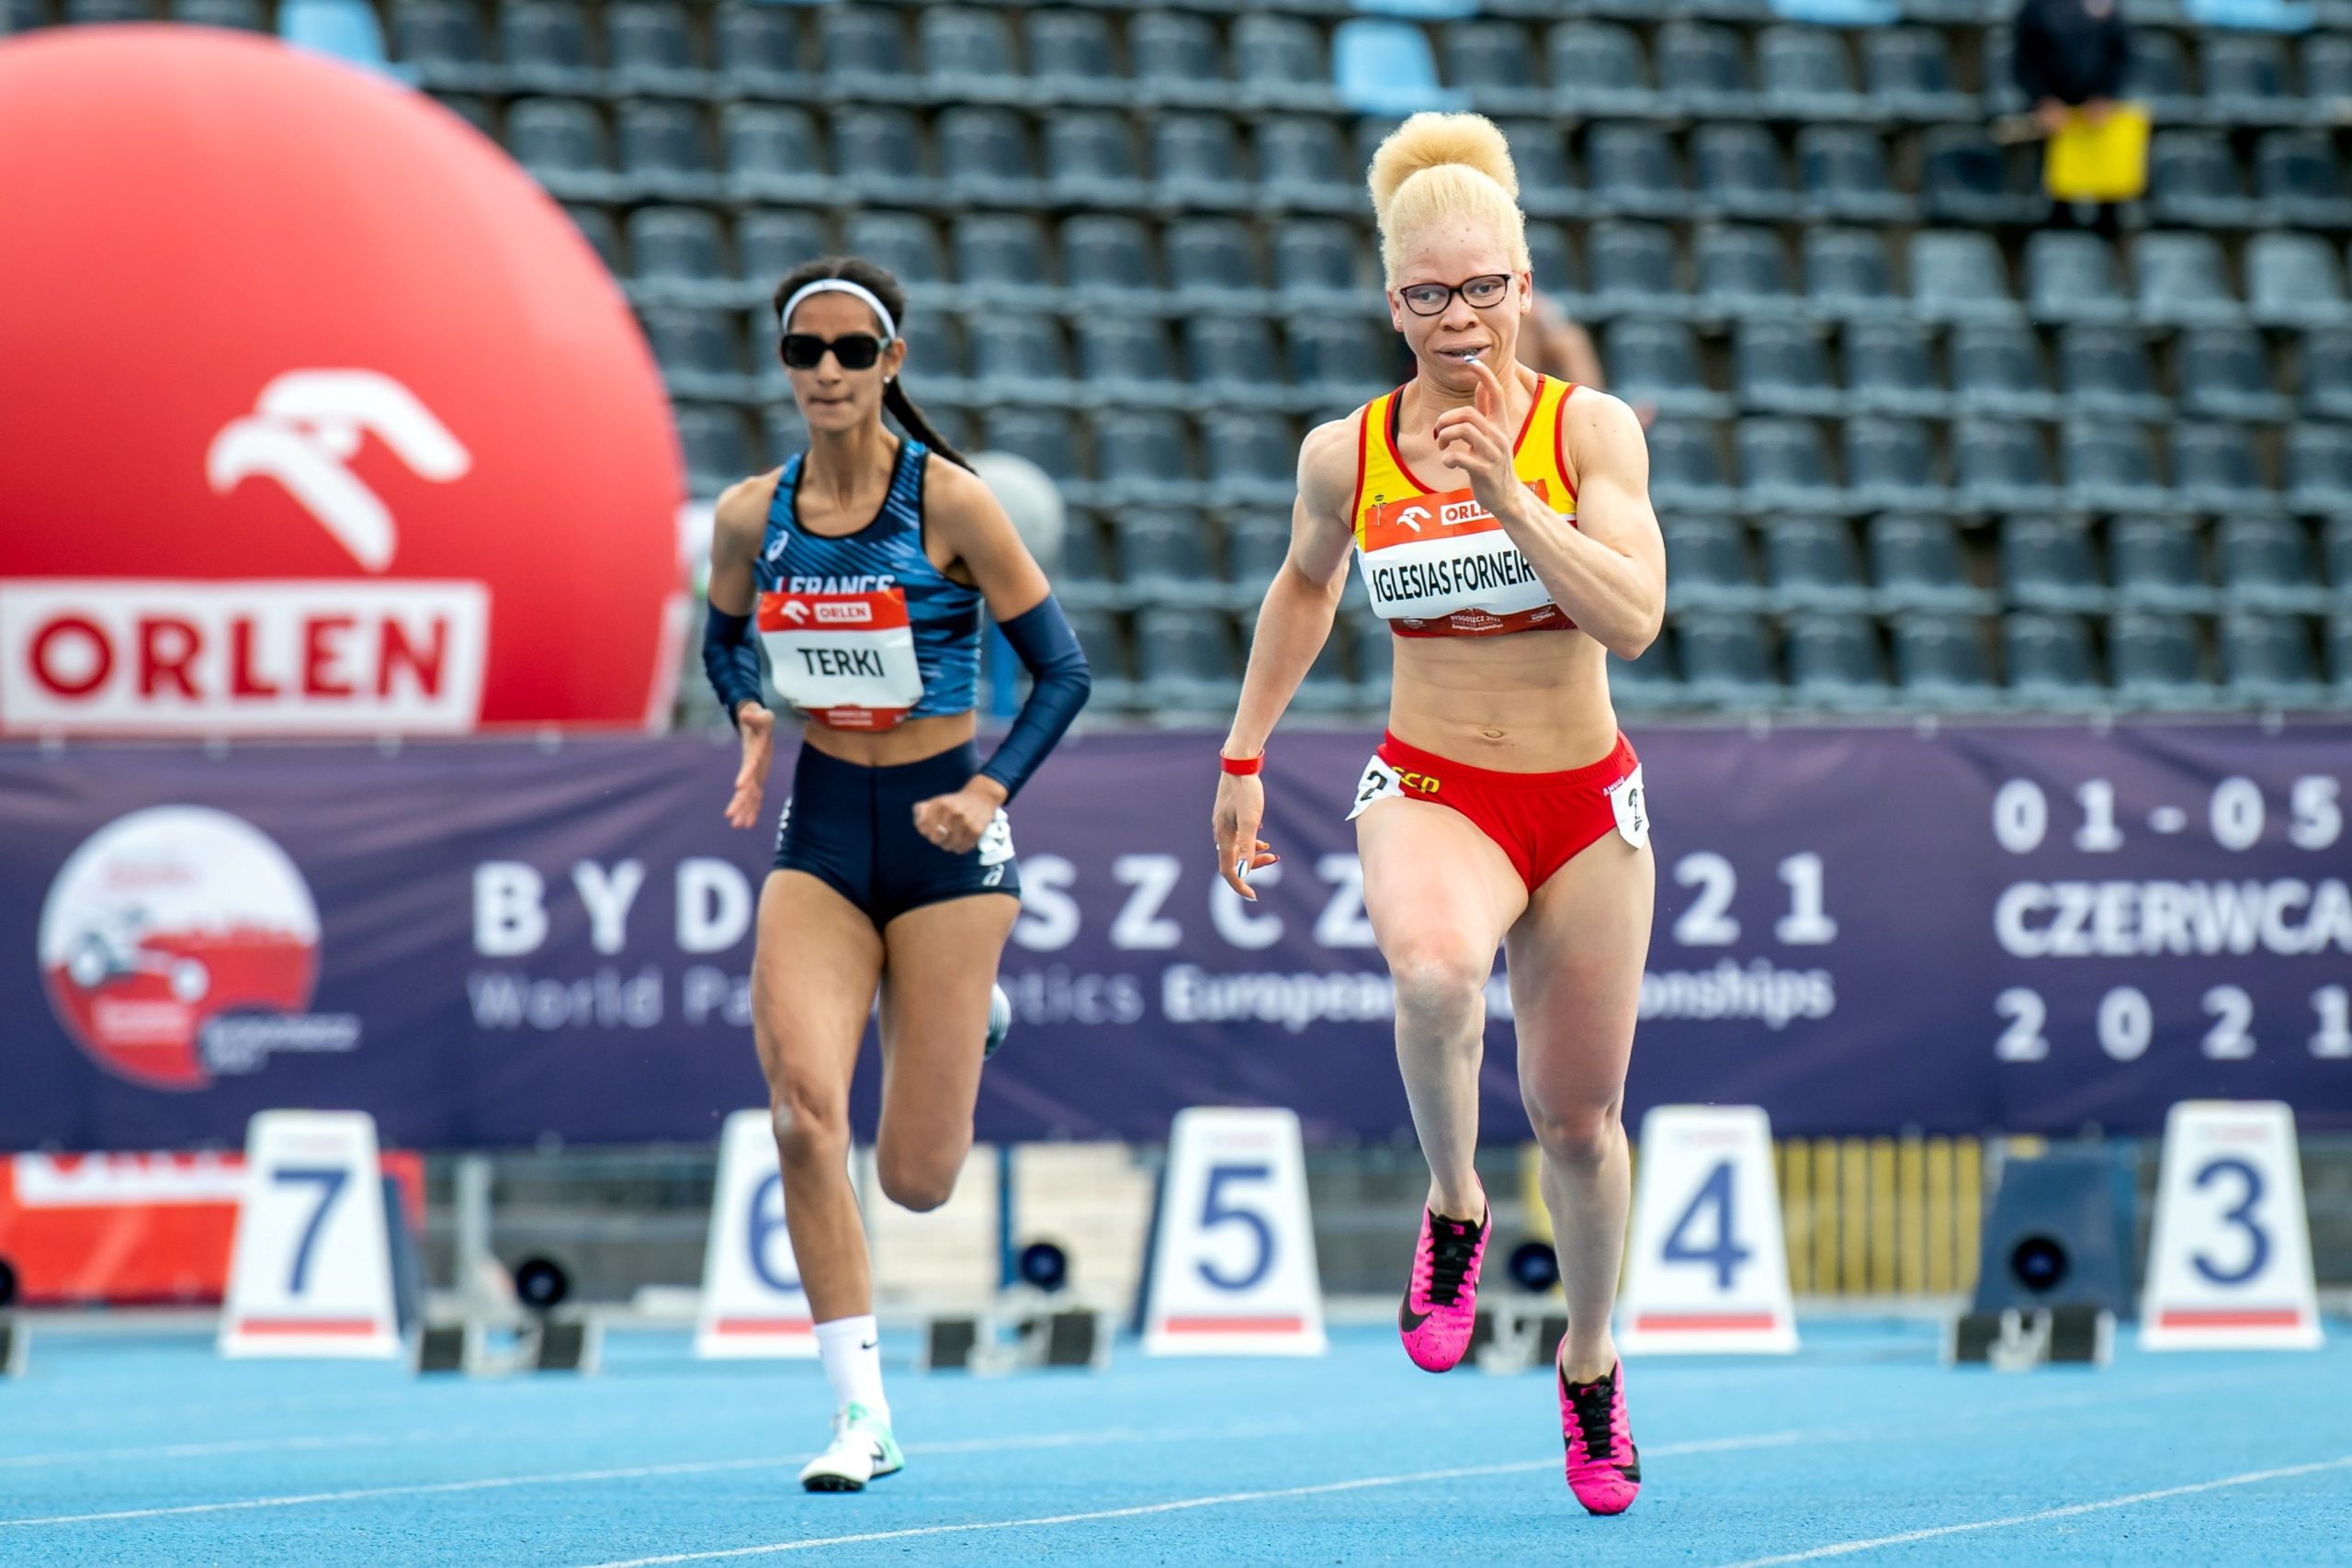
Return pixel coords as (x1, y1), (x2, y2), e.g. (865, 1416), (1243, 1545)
(702, 257), (1090, 1491)
(1212, 115), (1666, 1516)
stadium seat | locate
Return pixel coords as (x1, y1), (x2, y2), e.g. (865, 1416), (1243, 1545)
(1845, 417), (1941, 511)
(739, 209), (828, 288)
(842, 212), (944, 288)
(1129, 10), (1222, 101)
(1911, 231), (2020, 325)
(1135, 607), (1238, 710)
(1607, 321), (1723, 419)
(282, 0), (388, 69)
(714, 5), (802, 90)
(1587, 125), (1686, 220)
(1872, 514), (1992, 612)
(2256, 132), (2352, 229)
(819, 6), (907, 85)
(628, 207), (724, 284)
(1045, 111), (1145, 207)
(607, 3), (700, 91)
(1200, 413), (1295, 503)
(2306, 32), (2352, 107)
(1736, 322), (1839, 416)
(1677, 612), (1781, 706)
(502, 2), (594, 91)
(1695, 125), (1796, 222)
(1271, 220), (1361, 307)
(2332, 615), (2352, 696)
(1804, 229), (1902, 320)
(2064, 421), (2169, 513)
(2176, 327), (2289, 423)
(2111, 519), (2216, 611)
(1070, 316), (1171, 394)
(1758, 25), (1863, 119)
(2059, 326), (2165, 422)
(1588, 222), (1683, 317)
(1608, 638), (1684, 713)
(1444, 20), (1545, 116)
(176, 0), (263, 28)
(1920, 128), (2035, 225)
(1238, 12), (1330, 96)
(1026, 9), (1115, 99)
(2203, 34), (2290, 121)
(1950, 322), (2062, 418)
(1978, 26), (2028, 117)
(1055, 513), (1113, 604)
(508, 98), (612, 189)
(954, 214), (1050, 300)
(2135, 232), (2241, 328)
(2121, 31), (2193, 118)
(2325, 516), (2352, 596)
(1184, 318), (1279, 399)
(1114, 511), (1211, 603)
(2110, 612), (2213, 707)
(1523, 221), (1577, 298)
(639, 307), (743, 399)
(675, 405), (750, 498)
(2218, 516), (2325, 612)
(2004, 613), (2102, 706)
(618, 101), (717, 199)
(1894, 615), (1996, 707)
(1845, 323), (1946, 418)
(1786, 614), (1888, 708)
(1153, 112), (1250, 208)
(1222, 519), (1289, 598)
(832, 109), (930, 205)
(2025, 232), (2131, 324)
(1955, 419), (2059, 513)
(1164, 219), (1261, 304)
(1646, 421), (1737, 512)
(563, 205), (623, 276)
(986, 409), (1082, 483)
(2149, 131), (2258, 229)
(1061, 216), (1155, 300)
(1657, 21), (1753, 116)
(1256, 118), (1357, 212)
(1860, 27), (1972, 119)
(921, 7), (1017, 98)
(2247, 234), (2350, 330)
(1498, 120), (1575, 218)
(970, 314), (1071, 394)
(1663, 517), (1763, 612)
(1738, 418), (1841, 512)
(1695, 226), (1795, 316)
(1059, 609), (1132, 702)
(2287, 423), (2352, 512)
(2223, 614), (2327, 707)
(724, 107), (828, 204)
(938, 107), (1036, 203)
(1548, 22), (1656, 118)
(1765, 516), (1870, 610)
(2003, 515), (2107, 613)
(2303, 333), (2352, 422)
(1797, 127), (1905, 221)
(392, 1), (488, 73)
(1289, 316), (1391, 396)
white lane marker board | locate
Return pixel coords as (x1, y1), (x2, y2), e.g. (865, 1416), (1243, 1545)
(1142, 1107), (1326, 1356)
(695, 1108), (820, 1359)
(2141, 1100), (2322, 1351)
(220, 1111), (398, 1359)
(1616, 1104), (1798, 1355)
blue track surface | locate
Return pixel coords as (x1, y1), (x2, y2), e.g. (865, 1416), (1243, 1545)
(2, 1321), (2347, 1566)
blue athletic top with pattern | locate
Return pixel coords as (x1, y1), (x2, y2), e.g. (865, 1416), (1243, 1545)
(756, 437), (981, 721)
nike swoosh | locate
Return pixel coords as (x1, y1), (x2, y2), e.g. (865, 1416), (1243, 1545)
(1399, 1298), (1430, 1334)
(859, 1339), (877, 1350)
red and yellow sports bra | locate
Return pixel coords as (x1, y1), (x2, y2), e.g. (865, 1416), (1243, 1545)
(1350, 374), (1579, 638)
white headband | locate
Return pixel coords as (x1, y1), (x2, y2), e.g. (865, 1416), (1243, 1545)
(779, 277), (899, 344)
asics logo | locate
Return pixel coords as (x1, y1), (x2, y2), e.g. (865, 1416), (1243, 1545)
(206, 371), (470, 573)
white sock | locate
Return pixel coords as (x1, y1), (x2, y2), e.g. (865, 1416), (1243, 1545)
(813, 1314), (888, 1421)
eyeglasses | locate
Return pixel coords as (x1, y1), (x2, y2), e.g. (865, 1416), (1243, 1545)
(780, 333), (890, 371)
(1396, 274), (1513, 317)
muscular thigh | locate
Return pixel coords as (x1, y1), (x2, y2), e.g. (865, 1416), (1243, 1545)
(752, 870), (885, 1098)
(1356, 798), (1527, 968)
(875, 894), (1019, 1142)
(1504, 832), (1655, 1109)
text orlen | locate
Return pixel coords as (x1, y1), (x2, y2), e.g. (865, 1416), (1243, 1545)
(0, 580), (490, 734)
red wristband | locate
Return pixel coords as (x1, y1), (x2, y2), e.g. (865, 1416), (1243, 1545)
(1219, 752), (1263, 776)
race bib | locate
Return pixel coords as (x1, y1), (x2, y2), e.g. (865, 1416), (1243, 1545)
(757, 588), (923, 731)
(1347, 755), (1403, 821)
(1607, 764), (1649, 850)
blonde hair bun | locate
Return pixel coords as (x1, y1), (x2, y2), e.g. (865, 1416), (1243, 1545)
(1364, 113), (1532, 284)
(1367, 112), (1520, 221)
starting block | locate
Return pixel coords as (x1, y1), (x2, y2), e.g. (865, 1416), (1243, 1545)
(0, 1314), (24, 1379)
(1948, 1303), (2113, 1371)
(920, 1305), (1114, 1374)
(414, 1312), (603, 1377)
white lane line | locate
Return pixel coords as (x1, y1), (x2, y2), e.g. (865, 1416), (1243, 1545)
(1712, 1454), (2352, 1568)
(0, 1434), (399, 1471)
(571, 1432), (1806, 1568)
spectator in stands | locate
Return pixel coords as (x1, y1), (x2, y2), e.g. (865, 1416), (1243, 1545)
(1525, 291), (1607, 390)
(2011, 0), (2129, 138)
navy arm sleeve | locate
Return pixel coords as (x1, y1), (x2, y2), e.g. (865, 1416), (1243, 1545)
(978, 594), (1091, 802)
(701, 603), (763, 729)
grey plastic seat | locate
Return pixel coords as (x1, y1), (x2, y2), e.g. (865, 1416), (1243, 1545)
(739, 210), (828, 286)
(2287, 423), (2352, 512)
(2111, 519), (2215, 612)
(725, 107), (826, 201)
(1694, 125), (1794, 222)
(1759, 25), (1862, 118)
(2218, 516), (2324, 611)
(2256, 132), (2352, 228)
(842, 212), (944, 288)
(1446, 20), (1545, 114)
(1183, 318), (1278, 392)
(617, 101), (716, 197)
(393, 0), (489, 72)
(1608, 639), (1684, 714)
(1135, 608), (1238, 709)
(2246, 234), (2349, 330)
(969, 315), (1070, 390)
(1950, 322), (2059, 418)
(1765, 516), (1869, 610)
(2123, 32), (2193, 115)
(502, 2), (594, 87)
(2025, 231), (2131, 323)
(1846, 418), (1942, 511)
(1797, 128), (1903, 221)
(1523, 222), (1577, 299)
(639, 307), (742, 392)
(2110, 613), (2213, 707)
(1114, 511), (1208, 600)
(1607, 321), (1720, 417)
(1061, 216), (1155, 298)
(2178, 328), (2290, 423)
(715, 5), (802, 88)
(1695, 226), (1794, 315)
(1738, 419), (1841, 511)
(2205, 35), (2289, 118)
(564, 206), (623, 275)
(1130, 10), (1223, 99)
(2059, 326), (2165, 420)
(1223, 520), (1290, 594)
(1804, 229), (1900, 319)
(1498, 120), (1574, 215)
(2003, 515), (2106, 613)
(953, 214), (1049, 297)
(1955, 420), (2058, 512)
(2223, 614), (2326, 706)
(1093, 411), (1193, 491)
(1657, 21), (1752, 114)
(1736, 322), (1838, 416)
(1153, 113), (1249, 206)
(831, 109), (930, 203)
(1165, 220), (1261, 302)
(1787, 615), (1888, 708)
(1647, 421), (1736, 511)
(1271, 220), (1359, 306)
(1045, 111), (1144, 205)
(1664, 518), (1761, 612)
(1257, 117), (1354, 209)
(509, 98), (610, 183)
(2303, 333), (2352, 422)
(1893, 615), (1996, 707)
(938, 107), (1035, 200)
(1588, 222), (1683, 316)
(2325, 516), (2352, 594)
(1054, 514), (1112, 600)
(1061, 609), (1132, 697)
(920, 7), (1016, 95)
(819, 5), (907, 83)
(2064, 422), (2167, 513)
(1549, 22), (1656, 117)
(1026, 9), (1116, 96)
(1677, 613), (1781, 705)
(2135, 232), (2241, 327)
(1587, 125), (1685, 219)
(2308, 34), (2352, 102)
(1872, 514), (1988, 612)
(675, 405), (750, 497)
(1200, 412), (1295, 500)
(2004, 613), (2102, 706)
(1910, 231), (2019, 323)
(1233, 13), (1327, 97)
(608, 3), (699, 88)
(1921, 128), (2031, 225)
(2148, 130), (2256, 229)
(628, 207), (724, 282)
(1289, 316), (1389, 394)
(2332, 615), (2352, 694)
(1845, 323), (1944, 418)
(1861, 28), (1970, 118)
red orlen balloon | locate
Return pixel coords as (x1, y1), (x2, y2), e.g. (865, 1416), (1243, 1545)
(0, 27), (685, 736)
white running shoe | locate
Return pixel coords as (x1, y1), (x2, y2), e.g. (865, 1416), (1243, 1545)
(984, 981), (1012, 1060)
(797, 1402), (904, 1493)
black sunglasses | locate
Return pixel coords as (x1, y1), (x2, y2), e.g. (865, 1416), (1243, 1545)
(1397, 274), (1513, 318)
(780, 333), (890, 371)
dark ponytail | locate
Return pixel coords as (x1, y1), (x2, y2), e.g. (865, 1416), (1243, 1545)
(774, 255), (973, 471)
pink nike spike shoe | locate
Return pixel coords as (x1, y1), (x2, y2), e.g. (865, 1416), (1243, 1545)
(1396, 1204), (1488, 1371)
(1557, 1353), (1641, 1515)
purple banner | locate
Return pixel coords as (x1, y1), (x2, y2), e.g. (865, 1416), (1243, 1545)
(3, 721), (2347, 1151)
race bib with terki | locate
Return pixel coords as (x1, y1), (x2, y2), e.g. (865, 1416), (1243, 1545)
(756, 587), (924, 731)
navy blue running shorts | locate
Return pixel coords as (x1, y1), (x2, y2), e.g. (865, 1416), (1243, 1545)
(773, 739), (1021, 926)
